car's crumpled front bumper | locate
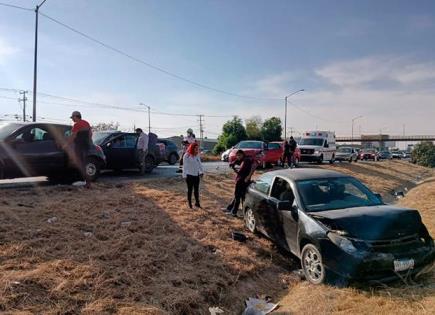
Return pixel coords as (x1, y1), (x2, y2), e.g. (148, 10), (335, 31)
(319, 238), (435, 282)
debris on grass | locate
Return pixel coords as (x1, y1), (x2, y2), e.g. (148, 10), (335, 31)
(242, 297), (278, 315)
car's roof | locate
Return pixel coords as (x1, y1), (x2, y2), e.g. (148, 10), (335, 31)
(263, 168), (349, 181)
(0, 122), (69, 128)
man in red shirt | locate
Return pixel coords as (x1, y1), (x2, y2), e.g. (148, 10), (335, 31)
(66, 111), (92, 187)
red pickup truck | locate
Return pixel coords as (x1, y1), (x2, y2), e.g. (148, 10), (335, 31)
(228, 140), (283, 168)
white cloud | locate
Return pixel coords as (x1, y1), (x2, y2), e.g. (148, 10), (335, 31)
(316, 56), (435, 88)
(0, 37), (19, 64)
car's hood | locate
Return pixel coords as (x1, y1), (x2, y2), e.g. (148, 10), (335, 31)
(230, 148), (261, 155)
(310, 205), (422, 240)
(336, 152), (351, 157)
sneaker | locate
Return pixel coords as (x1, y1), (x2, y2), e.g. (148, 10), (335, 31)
(195, 203), (202, 209)
(221, 207), (231, 212)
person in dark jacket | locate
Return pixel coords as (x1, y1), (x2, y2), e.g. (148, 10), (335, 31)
(224, 150), (256, 217)
(282, 140), (291, 167)
(288, 136), (298, 167)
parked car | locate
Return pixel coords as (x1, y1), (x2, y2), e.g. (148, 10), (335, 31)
(157, 138), (179, 165)
(391, 151), (403, 159)
(378, 150), (392, 160)
(93, 131), (161, 174)
(228, 140), (282, 168)
(221, 148), (232, 162)
(335, 147), (358, 163)
(0, 122), (106, 181)
(358, 149), (378, 161)
(242, 168), (434, 284)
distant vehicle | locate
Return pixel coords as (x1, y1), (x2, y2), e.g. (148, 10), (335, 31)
(391, 151), (403, 159)
(359, 149), (378, 161)
(335, 147), (358, 163)
(221, 148), (232, 162)
(299, 131), (336, 164)
(243, 168), (435, 285)
(402, 151), (411, 159)
(228, 140), (282, 168)
(271, 141), (301, 167)
(93, 131), (161, 174)
(378, 150), (392, 160)
(157, 138), (179, 165)
(0, 122), (105, 181)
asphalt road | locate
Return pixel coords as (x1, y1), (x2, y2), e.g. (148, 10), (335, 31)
(0, 161), (231, 189)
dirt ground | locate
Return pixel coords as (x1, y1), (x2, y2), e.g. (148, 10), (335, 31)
(0, 160), (433, 314)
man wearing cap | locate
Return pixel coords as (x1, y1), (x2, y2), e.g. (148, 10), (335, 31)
(67, 111), (92, 187)
(135, 128), (149, 174)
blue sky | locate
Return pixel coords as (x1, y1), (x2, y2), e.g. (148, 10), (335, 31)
(1, 0), (435, 138)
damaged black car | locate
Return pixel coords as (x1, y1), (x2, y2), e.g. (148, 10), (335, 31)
(243, 169), (434, 285)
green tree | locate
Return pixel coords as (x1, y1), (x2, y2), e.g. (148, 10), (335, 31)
(213, 116), (247, 154)
(261, 117), (282, 142)
(245, 116), (262, 140)
(412, 142), (435, 167)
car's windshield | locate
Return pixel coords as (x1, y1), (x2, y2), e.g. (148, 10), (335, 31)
(363, 149), (376, 153)
(337, 147), (351, 153)
(92, 132), (113, 145)
(297, 177), (382, 212)
(238, 141), (263, 149)
(0, 123), (22, 140)
(299, 138), (324, 146)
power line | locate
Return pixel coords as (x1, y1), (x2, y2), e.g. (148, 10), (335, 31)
(39, 12), (281, 101)
(0, 2), (33, 11)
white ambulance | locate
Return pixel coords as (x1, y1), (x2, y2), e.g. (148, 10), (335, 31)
(298, 131), (336, 164)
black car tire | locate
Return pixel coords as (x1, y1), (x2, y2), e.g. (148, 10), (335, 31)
(317, 155), (323, 164)
(348, 157), (352, 163)
(0, 163), (4, 180)
(301, 244), (327, 285)
(244, 207), (257, 233)
(85, 157), (101, 181)
(142, 155), (155, 174)
(168, 153), (179, 165)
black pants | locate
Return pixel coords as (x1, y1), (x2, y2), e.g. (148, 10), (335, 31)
(283, 152), (294, 167)
(186, 175), (200, 207)
(227, 180), (248, 215)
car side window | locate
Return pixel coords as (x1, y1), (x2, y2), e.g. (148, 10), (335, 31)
(15, 127), (51, 142)
(271, 177), (295, 202)
(125, 135), (138, 148)
(254, 173), (274, 195)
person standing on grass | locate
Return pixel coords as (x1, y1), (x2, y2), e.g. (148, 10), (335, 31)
(177, 128), (197, 173)
(66, 111), (92, 188)
(135, 128), (149, 174)
(182, 142), (204, 209)
(224, 150), (256, 217)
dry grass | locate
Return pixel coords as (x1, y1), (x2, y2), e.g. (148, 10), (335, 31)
(0, 160), (433, 314)
(276, 162), (435, 315)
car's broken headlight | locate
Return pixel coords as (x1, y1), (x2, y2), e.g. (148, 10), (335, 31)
(327, 231), (357, 254)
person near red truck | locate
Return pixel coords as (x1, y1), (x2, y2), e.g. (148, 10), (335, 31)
(177, 128), (197, 173)
(224, 149), (257, 217)
(182, 142), (203, 209)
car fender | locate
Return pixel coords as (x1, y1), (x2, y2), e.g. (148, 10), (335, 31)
(297, 212), (328, 257)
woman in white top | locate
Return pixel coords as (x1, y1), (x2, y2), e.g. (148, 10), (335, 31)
(182, 142), (204, 208)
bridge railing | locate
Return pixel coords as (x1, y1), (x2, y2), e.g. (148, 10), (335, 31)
(336, 135), (435, 142)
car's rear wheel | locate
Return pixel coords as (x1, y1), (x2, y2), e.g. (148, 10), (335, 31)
(317, 155), (323, 164)
(85, 157), (101, 181)
(301, 244), (326, 285)
(244, 207), (257, 233)
(168, 152), (178, 165)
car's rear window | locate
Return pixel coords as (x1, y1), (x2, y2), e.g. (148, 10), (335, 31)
(238, 141), (263, 149)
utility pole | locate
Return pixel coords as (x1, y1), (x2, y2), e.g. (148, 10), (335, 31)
(198, 114), (204, 145)
(139, 103), (151, 133)
(284, 89), (304, 140)
(351, 115), (363, 144)
(18, 90), (28, 122)
(32, 0), (48, 122)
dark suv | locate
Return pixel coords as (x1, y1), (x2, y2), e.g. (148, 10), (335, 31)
(0, 122), (106, 181)
(157, 138), (179, 165)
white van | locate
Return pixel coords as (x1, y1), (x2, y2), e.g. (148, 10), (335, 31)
(298, 131), (336, 164)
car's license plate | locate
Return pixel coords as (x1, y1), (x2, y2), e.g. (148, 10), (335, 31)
(394, 258), (415, 272)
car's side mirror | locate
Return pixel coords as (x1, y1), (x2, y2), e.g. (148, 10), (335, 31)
(106, 142), (112, 148)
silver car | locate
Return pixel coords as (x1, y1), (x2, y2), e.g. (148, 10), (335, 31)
(335, 146), (358, 163)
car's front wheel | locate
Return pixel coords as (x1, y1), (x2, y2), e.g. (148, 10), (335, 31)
(244, 207), (257, 233)
(85, 157), (101, 181)
(301, 244), (326, 285)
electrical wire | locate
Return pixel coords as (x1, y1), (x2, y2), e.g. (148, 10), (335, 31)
(39, 12), (281, 101)
(0, 2), (33, 11)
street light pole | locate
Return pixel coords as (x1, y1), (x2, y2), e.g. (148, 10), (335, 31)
(284, 89), (304, 140)
(32, 0), (48, 122)
(351, 115), (363, 144)
(140, 103), (151, 133)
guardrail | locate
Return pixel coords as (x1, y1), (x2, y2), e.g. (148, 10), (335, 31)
(336, 135), (435, 142)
